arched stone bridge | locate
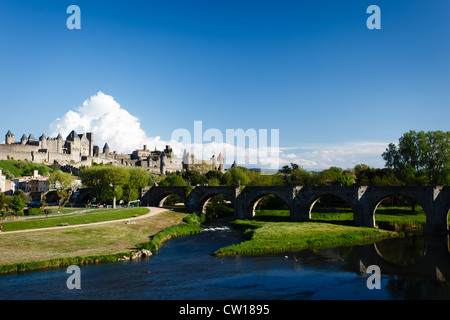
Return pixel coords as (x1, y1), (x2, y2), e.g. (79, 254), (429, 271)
(140, 185), (450, 233)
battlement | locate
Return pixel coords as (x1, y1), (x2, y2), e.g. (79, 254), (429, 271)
(1, 131), (226, 175)
(0, 130), (105, 165)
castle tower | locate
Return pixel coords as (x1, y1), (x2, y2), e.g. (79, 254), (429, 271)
(160, 151), (167, 174)
(39, 133), (47, 148)
(103, 143), (110, 159)
(218, 152), (225, 171)
(5, 130), (14, 145)
(86, 132), (94, 157)
(56, 133), (64, 154)
(27, 134), (37, 144)
(93, 145), (99, 158)
(21, 134), (27, 145)
(66, 130), (80, 141)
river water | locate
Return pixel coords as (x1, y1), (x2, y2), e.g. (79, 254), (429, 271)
(0, 227), (449, 300)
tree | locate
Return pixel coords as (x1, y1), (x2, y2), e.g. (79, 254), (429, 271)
(317, 167), (343, 185)
(336, 175), (354, 187)
(102, 166), (130, 204)
(48, 171), (76, 209)
(288, 167), (317, 186)
(355, 167), (402, 186)
(182, 170), (208, 185)
(122, 167), (150, 205)
(79, 166), (130, 204)
(0, 193), (12, 213)
(204, 170), (223, 186)
(382, 130), (450, 185)
(220, 166), (249, 186)
(205, 170), (223, 182)
(279, 163), (299, 175)
(159, 173), (186, 187)
(10, 195), (25, 215)
(13, 189), (32, 205)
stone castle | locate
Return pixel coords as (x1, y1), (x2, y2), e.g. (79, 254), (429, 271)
(0, 130), (225, 175)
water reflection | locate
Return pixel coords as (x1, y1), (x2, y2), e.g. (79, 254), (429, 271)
(316, 235), (449, 282)
(313, 234), (450, 299)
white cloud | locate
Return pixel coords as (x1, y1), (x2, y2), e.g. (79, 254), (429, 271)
(48, 91), (168, 154)
(279, 142), (389, 170)
(48, 91), (389, 171)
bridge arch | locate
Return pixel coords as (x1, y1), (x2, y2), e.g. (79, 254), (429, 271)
(371, 193), (427, 230)
(293, 186), (359, 222)
(237, 186), (298, 220)
(366, 187), (434, 231)
(186, 186), (239, 215)
(140, 186), (188, 207)
(196, 193), (235, 215)
(247, 193), (291, 219)
(156, 193), (185, 207)
(307, 194), (356, 223)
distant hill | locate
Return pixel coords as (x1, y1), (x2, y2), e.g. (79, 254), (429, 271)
(0, 160), (54, 179)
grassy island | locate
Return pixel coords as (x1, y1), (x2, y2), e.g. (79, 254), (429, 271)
(214, 220), (398, 256)
(211, 207), (428, 256)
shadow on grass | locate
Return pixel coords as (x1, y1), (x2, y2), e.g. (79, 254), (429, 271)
(252, 209), (357, 227)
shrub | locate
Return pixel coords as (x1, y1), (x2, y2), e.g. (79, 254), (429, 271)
(26, 208), (43, 216)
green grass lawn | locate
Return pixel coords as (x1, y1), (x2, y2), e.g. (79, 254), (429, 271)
(0, 209), (188, 271)
(253, 206), (430, 230)
(0, 207), (149, 232)
(0, 159), (53, 178)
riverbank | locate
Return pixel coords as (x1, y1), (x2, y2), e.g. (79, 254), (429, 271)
(0, 208), (192, 273)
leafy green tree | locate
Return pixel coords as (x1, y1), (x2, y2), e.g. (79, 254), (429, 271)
(10, 195), (25, 215)
(99, 166), (130, 204)
(220, 166), (249, 186)
(248, 170), (284, 186)
(278, 163), (317, 186)
(14, 189), (32, 205)
(355, 167), (402, 186)
(48, 171), (76, 209)
(382, 130), (450, 185)
(159, 173), (187, 187)
(336, 175), (354, 187)
(205, 170), (224, 182)
(79, 166), (130, 204)
(317, 167), (343, 185)
(0, 193), (12, 213)
(182, 170), (208, 185)
(122, 167), (151, 204)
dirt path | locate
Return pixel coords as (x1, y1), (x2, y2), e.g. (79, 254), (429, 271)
(0, 207), (169, 234)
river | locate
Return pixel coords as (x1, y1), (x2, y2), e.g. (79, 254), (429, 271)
(0, 227), (449, 300)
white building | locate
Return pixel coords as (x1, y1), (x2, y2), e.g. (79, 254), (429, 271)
(0, 167), (5, 193)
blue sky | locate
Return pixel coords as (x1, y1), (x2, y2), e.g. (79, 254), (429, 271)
(0, 0), (449, 170)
